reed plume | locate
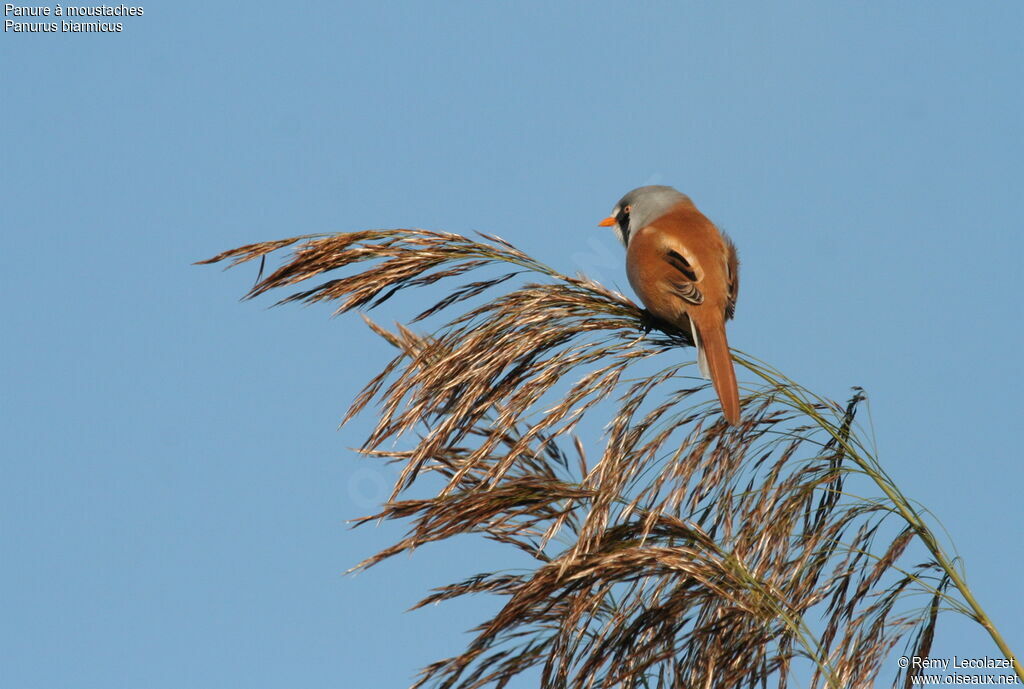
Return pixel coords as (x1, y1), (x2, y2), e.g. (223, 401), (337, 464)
(200, 229), (1018, 689)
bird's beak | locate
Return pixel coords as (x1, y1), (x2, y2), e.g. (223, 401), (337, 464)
(598, 216), (617, 227)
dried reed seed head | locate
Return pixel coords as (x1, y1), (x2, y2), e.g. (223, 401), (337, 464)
(202, 230), (955, 689)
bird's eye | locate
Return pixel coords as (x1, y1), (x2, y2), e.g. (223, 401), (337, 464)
(623, 205), (632, 214)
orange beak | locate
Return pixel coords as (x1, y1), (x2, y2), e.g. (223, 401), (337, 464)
(598, 216), (617, 227)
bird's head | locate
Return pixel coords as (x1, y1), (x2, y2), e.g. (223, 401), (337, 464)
(598, 185), (690, 246)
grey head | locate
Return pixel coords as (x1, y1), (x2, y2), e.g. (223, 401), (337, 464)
(600, 185), (691, 246)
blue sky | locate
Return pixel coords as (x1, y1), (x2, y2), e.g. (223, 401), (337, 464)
(2, 3), (1021, 687)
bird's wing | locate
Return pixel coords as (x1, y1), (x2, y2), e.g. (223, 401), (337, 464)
(661, 229), (738, 319)
(723, 233), (739, 320)
(663, 247), (704, 306)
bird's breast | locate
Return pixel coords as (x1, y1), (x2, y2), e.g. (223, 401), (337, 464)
(625, 226), (690, 323)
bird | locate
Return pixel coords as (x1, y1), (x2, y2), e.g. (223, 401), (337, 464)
(599, 185), (741, 425)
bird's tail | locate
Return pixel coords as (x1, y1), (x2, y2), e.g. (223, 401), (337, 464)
(690, 316), (741, 425)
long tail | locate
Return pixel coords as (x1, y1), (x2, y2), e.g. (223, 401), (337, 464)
(690, 315), (741, 425)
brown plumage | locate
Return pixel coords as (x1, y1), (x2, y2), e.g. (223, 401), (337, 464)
(601, 186), (741, 424)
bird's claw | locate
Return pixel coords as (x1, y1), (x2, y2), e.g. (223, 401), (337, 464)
(638, 309), (656, 334)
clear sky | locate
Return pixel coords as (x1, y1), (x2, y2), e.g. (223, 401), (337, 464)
(2, 3), (1022, 687)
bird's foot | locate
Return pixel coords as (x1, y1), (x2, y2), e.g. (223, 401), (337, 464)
(638, 309), (657, 334)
